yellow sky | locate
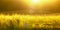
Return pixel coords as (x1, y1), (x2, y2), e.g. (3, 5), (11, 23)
(23, 0), (58, 6)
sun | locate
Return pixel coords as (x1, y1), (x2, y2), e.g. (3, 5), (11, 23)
(32, 0), (39, 3)
(23, 0), (40, 5)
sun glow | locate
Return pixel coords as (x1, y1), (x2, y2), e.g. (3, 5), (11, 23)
(23, 0), (57, 5)
(32, 0), (39, 3)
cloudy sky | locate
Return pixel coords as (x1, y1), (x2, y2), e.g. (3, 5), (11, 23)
(0, 0), (60, 15)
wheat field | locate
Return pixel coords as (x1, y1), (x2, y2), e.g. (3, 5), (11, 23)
(0, 14), (60, 30)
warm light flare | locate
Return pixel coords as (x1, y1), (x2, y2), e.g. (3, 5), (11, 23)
(32, 0), (39, 3)
(23, 0), (57, 6)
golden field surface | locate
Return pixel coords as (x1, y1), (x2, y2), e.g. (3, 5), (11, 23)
(0, 14), (60, 30)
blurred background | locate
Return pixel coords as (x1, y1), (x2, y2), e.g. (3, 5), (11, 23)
(0, 0), (60, 30)
(0, 0), (60, 15)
